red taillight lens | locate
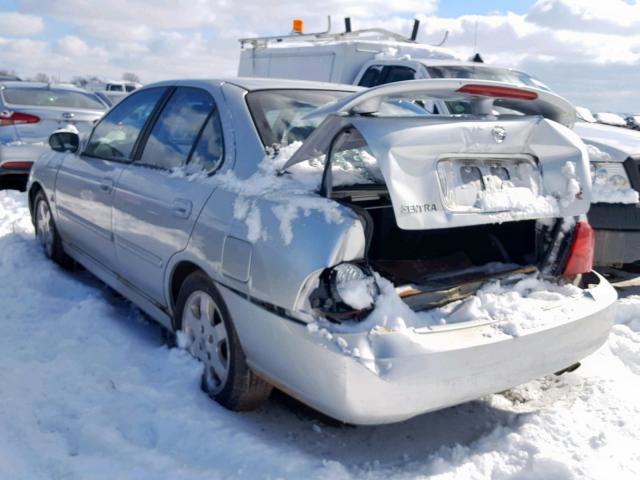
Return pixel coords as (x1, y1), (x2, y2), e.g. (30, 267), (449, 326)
(0, 110), (40, 126)
(2, 161), (32, 169)
(456, 84), (538, 100)
(562, 221), (595, 277)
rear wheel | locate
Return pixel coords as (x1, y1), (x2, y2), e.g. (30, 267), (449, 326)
(33, 190), (73, 268)
(175, 272), (272, 410)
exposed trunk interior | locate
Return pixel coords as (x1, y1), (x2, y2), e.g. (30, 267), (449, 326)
(365, 205), (538, 285)
(334, 188), (555, 310)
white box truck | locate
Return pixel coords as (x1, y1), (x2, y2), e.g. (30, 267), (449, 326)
(238, 18), (456, 85)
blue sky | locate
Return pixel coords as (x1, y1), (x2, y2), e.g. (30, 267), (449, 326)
(437, 1), (532, 16)
(1, 0), (640, 112)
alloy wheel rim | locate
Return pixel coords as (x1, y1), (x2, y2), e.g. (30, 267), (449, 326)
(182, 290), (230, 394)
(36, 199), (54, 257)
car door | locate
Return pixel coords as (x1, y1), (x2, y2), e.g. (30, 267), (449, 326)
(112, 86), (224, 305)
(54, 87), (167, 268)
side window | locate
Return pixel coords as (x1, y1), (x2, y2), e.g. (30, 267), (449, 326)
(358, 65), (384, 87)
(84, 87), (165, 161)
(138, 87), (214, 170)
(189, 107), (225, 172)
(383, 66), (416, 84)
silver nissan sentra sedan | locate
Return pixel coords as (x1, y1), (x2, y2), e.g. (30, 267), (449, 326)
(0, 81), (107, 190)
(27, 77), (617, 424)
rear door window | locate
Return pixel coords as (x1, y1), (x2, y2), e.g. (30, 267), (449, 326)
(84, 87), (165, 161)
(189, 108), (225, 172)
(138, 87), (214, 170)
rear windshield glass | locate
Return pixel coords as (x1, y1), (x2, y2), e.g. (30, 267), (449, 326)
(246, 89), (351, 146)
(2, 88), (106, 110)
(426, 66), (550, 91)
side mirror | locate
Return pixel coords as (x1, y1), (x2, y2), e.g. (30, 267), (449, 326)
(49, 131), (79, 153)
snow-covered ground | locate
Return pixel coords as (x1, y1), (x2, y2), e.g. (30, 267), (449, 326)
(1, 189), (640, 480)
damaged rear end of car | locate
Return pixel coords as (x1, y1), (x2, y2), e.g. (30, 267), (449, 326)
(229, 80), (617, 424)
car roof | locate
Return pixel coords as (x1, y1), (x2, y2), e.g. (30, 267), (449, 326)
(143, 77), (362, 93)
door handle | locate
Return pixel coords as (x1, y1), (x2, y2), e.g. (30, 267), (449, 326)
(172, 199), (193, 219)
(99, 178), (114, 193)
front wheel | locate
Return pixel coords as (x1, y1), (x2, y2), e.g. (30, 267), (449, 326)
(33, 190), (73, 268)
(175, 272), (272, 410)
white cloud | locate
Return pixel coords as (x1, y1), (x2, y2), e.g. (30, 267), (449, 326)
(527, 0), (640, 34)
(56, 35), (89, 57)
(19, 0), (437, 41)
(0, 12), (43, 36)
(0, 0), (639, 112)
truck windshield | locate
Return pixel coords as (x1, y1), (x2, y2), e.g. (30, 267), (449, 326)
(246, 89), (352, 146)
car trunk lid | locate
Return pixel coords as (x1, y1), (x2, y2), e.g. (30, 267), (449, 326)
(8, 106), (103, 144)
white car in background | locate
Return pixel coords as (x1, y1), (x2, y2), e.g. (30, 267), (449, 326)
(0, 81), (107, 191)
(85, 80), (142, 106)
(595, 112), (628, 128)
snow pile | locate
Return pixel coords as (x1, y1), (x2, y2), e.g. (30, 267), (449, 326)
(1, 189), (640, 479)
(587, 145), (639, 204)
(592, 183), (639, 204)
(475, 161), (581, 217)
(476, 186), (559, 216)
(338, 278), (376, 310)
(321, 271), (582, 337)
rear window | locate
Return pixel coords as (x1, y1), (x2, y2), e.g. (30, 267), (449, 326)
(2, 88), (106, 110)
(246, 89), (351, 146)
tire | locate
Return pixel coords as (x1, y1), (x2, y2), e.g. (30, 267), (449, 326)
(175, 272), (272, 410)
(33, 190), (73, 269)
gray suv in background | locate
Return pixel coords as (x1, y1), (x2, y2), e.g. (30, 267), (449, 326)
(0, 81), (107, 190)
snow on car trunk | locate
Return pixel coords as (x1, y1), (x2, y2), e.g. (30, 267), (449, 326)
(1, 189), (640, 478)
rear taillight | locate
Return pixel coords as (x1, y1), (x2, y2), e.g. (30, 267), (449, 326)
(562, 221), (595, 277)
(2, 161), (32, 169)
(456, 84), (538, 100)
(0, 110), (40, 126)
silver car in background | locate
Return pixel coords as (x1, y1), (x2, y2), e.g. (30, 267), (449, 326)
(0, 81), (107, 190)
(27, 78), (616, 424)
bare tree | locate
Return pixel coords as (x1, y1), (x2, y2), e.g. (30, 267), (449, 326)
(122, 72), (140, 83)
(71, 76), (88, 87)
(33, 72), (50, 83)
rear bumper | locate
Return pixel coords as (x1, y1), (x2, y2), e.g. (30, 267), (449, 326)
(222, 271), (617, 425)
(0, 164), (32, 177)
(588, 203), (640, 231)
(588, 203), (640, 265)
(0, 143), (48, 173)
(594, 229), (640, 265)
